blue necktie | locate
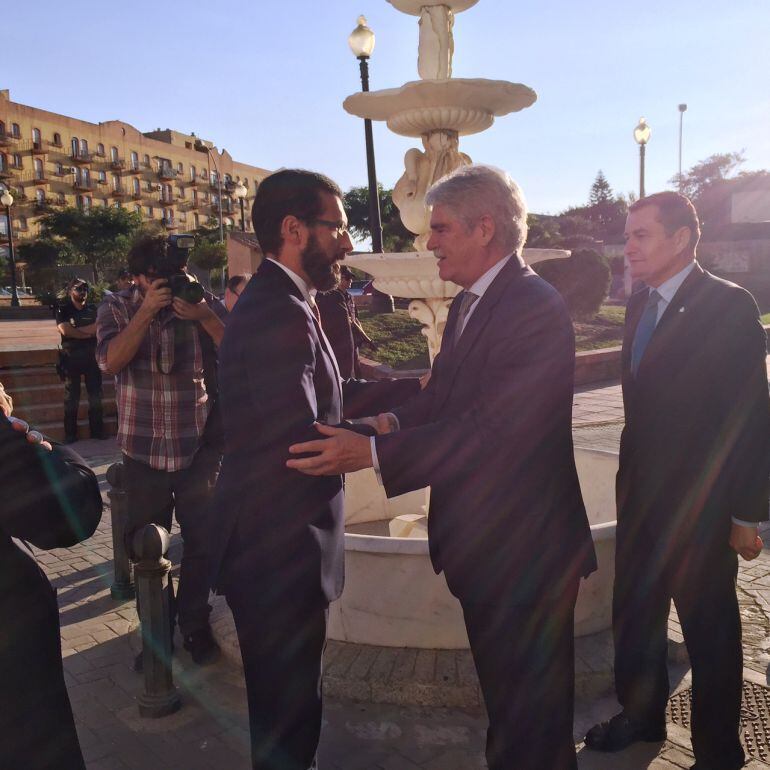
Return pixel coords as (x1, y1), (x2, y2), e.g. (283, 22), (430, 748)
(631, 289), (661, 377)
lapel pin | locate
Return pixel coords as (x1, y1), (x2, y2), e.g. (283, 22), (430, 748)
(678, 307), (685, 313)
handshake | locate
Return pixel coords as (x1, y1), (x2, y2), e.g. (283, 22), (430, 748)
(286, 412), (398, 476)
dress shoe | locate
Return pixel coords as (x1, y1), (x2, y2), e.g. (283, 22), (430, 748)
(584, 712), (666, 752)
(183, 627), (220, 666)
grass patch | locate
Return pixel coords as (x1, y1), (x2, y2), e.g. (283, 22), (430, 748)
(359, 309), (430, 370)
(761, 312), (770, 325)
(359, 304), (627, 368)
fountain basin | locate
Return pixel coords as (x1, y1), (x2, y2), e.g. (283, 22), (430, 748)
(344, 79), (537, 137)
(346, 248), (570, 299)
(387, 0), (479, 14)
(328, 447), (618, 649)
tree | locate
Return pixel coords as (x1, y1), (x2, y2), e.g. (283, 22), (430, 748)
(39, 206), (142, 282)
(189, 240), (226, 271)
(344, 185), (414, 253)
(589, 170), (614, 207)
(671, 151), (745, 202)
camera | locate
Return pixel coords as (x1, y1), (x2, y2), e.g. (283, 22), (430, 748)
(153, 234), (205, 304)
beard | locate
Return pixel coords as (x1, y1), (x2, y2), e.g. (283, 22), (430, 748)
(301, 232), (341, 292)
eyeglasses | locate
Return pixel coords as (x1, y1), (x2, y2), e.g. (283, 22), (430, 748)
(309, 218), (349, 238)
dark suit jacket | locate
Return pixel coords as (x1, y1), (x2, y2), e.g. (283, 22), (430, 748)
(375, 256), (597, 607)
(617, 265), (770, 568)
(210, 259), (418, 605)
(0, 418), (102, 769)
(316, 288), (357, 379)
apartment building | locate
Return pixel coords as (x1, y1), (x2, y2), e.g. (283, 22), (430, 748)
(0, 89), (270, 242)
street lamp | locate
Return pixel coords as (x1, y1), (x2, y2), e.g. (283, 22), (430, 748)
(0, 188), (19, 308)
(348, 15), (384, 254)
(677, 104), (687, 190)
(633, 117), (651, 199)
(193, 141), (224, 243)
(233, 182), (248, 232)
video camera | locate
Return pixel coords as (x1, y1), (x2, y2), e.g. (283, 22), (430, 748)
(153, 234), (205, 305)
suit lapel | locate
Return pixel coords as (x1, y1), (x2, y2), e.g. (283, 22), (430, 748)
(431, 255), (528, 416)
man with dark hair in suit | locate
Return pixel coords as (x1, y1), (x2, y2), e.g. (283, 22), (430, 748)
(316, 265), (374, 379)
(287, 164), (597, 770)
(585, 191), (770, 770)
(210, 169), (419, 770)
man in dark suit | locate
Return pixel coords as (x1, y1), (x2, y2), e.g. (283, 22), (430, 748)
(209, 169), (419, 770)
(288, 164), (597, 770)
(585, 192), (770, 769)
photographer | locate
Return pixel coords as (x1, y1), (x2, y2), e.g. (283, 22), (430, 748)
(0, 381), (102, 769)
(56, 278), (106, 443)
(96, 233), (225, 667)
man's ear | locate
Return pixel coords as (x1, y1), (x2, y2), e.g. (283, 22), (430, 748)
(673, 225), (692, 255)
(281, 215), (306, 248)
(477, 214), (496, 246)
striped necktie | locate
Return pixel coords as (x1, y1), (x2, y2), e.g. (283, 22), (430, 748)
(454, 291), (479, 343)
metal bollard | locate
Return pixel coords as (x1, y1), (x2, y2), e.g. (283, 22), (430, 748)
(106, 462), (135, 600)
(132, 524), (181, 718)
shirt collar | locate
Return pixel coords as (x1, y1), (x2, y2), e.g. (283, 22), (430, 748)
(267, 257), (317, 304)
(466, 254), (512, 298)
(651, 261), (695, 305)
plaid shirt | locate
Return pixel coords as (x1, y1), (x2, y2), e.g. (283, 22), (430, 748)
(96, 286), (225, 472)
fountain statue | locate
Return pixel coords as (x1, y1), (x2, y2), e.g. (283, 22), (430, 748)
(343, 0), (568, 361)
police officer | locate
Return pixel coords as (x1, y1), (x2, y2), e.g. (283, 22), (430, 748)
(56, 278), (106, 443)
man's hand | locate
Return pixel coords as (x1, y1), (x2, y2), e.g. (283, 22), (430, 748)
(419, 371), (432, 390)
(287, 423), (374, 475)
(9, 417), (53, 451)
(139, 278), (172, 318)
(173, 296), (215, 322)
(729, 522), (763, 560)
(351, 412), (398, 435)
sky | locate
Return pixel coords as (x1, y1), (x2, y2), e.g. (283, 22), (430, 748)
(3, 0), (769, 216)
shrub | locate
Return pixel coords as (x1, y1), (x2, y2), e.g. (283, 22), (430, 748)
(533, 248), (611, 319)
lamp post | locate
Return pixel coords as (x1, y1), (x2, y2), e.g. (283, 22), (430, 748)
(633, 117), (651, 199)
(348, 15), (384, 254)
(677, 104), (687, 190)
(1, 189), (19, 308)
(194, 141), (224, 243)
(234, 182), (248, 232)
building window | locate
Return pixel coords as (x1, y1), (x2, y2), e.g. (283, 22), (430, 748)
(0, 121), (5, 137)
(82, 169), (91, 186)
(133, 178), (140, 195)
(110, 146), (118, 162)
(179, 211), (186, 222)
(11, 123), (20, 138)
(225, 217), (234, 229)
(32, 128), (41, 147)
(177, 186), (185, 200)
(97, 143), (105, 157)
(12, 153), (22, 168)
(33, 158), (44, 180)
(114, 202), (121, 209)
(190, 165), (196, 181)
(111, 174), (120, 191)
(0, 154), (5, 172)
(71, 137), (79, 157)
(192, 190), (198, 204)
(55, 162), (64, 176)
(147, 206), (153, 218)
(18, 215), (27, 230)
(130, 151), (139, 170)
(98, 170), (106, 183)
(57, 193), (66, 205)
(134, 204), (141, 214)
(36, 189), (45, 204)
(194, 214), (200, 229)
(53, 132), (62, 146)
(143, 154), (150, 167)
(102, 199), (109, 208)
(177, 162), (183, 173)
(80, 138), (88, 155)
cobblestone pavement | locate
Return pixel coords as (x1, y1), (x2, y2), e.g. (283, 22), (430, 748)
(33, 380), (770, 768)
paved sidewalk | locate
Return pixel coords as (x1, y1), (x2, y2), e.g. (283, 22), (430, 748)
(29, 380), (770, 768)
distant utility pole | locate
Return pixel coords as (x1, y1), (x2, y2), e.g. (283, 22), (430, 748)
(678, 104), (687, 190)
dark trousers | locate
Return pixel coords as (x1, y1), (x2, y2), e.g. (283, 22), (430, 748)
(63, 348), (103, 440)
(462, 581), (579, 770)
(613, 540), (744, 770)
(123, 446), (220, 636)
(226, 585), (326, 770)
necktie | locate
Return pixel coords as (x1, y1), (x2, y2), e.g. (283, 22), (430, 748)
(631, 289), (661, 377)
(309, 298), (322, 327)
(454, 290), (479, 343)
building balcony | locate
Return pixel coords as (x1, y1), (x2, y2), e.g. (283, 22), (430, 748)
(187, 177), (198, 187)
(131, 191), (142, 200)
(31, 141), (47, 155)
(158, 196), (174, 207)
(110, 159), (125, 171)
(71, 152), (92, 165)
(110, 187), (127, 198)
(125, 164), (142, 175)
(158, 167), (178, 181)
(46, 139), (64, 150)
(163, 220), (177, 230)
(34, 199), (54, 213)
(72, 180), (95, 192)
(0, 132), (16, 147)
